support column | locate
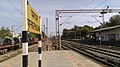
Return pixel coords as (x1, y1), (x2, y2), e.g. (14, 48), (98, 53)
(22, 0), (28, 67)
(38, 34), (42, 67)
(22, 31), (28, 67)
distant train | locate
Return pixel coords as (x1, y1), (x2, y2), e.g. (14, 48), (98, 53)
(0, 37), (46, 54)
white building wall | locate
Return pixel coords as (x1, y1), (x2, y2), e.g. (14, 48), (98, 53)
(95, 27), (120, 41)
(101, 31), (109, 41)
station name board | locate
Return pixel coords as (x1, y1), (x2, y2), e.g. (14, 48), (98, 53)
(27, 4), (41, 34)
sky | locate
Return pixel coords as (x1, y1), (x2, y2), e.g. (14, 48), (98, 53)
(0, 0), (120, 36)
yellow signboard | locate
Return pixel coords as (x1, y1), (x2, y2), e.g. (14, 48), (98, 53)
(27, 4), (41, 34)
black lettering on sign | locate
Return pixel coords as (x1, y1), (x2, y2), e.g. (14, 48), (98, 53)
(31, 10), (38, 22)
(28, 19), (40, 32)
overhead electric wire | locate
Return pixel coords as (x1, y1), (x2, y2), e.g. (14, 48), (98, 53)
(92, 15), (102, 24)
(0, 7), (20, 23)
(60, 16), (72, 26)
(13, 25), (22, 32)
(83, 0), (96, 8)
(61, 0), (96, 23)
(0, 14), (19, 23)
(92, 0), (108, 9)
(72, 0), (96, 16)
(72, 0), (108, 23)
(0, 0), (21, 24)
(0, 7), (21, 19)
(6, 0), (22, 14)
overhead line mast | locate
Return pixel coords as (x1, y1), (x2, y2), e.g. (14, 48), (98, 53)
(55, 8), (120, 50)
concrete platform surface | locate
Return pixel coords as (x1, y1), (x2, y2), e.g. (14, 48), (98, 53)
(0, 50), (102, 67)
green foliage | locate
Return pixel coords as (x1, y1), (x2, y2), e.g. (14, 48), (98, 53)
(28, 31), (47, 38)
(81, 25), (93, 37)
(28, 32), (37, 38)
(62, 25), (93, 39)
(95, 14), (120, 29)
(0, 27), (12, 38)
(17, 33), (22, 37)
(109, 15), (120, 26)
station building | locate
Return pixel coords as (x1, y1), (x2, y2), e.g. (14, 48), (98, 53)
(92, 25), (120, 41)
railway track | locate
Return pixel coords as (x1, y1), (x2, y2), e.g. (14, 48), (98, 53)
(61, 40), (120, 67)
(0, 44), (38, 63)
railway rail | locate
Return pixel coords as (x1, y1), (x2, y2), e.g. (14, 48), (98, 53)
(67, 39), (120, 51)
(0, 44), (38, 63)
(61, 40), (120, 67)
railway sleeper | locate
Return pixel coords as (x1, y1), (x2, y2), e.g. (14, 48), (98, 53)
(105, 56), (120, 66)
(85, 49), (120, 66)
(62, 41), (119, 67)
(63, 44), (117, 67)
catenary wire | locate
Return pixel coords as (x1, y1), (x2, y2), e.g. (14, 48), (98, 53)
(6, 0), (22, 14)
(72, 0), (108, 24)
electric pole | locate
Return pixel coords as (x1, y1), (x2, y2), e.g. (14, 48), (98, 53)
(11, 25), (15, 38)
(99, 6), (109, 45)
(46, 18), (48, 37)
(42, 25), (46, 35)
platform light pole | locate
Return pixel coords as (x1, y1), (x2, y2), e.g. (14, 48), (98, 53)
(11, 25), (15, 38)
(55, 10), (58, 37)
(22, 0), (28, 67)
(42, 25), (46, 34)
(55, 10), (60, 50)
(99, 6), (109, 45)
(42, 25), (47, 51)
(92, 15), (103, 45)
(46, 18), (48, 37)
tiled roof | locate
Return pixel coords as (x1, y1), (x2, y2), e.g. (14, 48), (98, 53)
(91, 25), (120, 32)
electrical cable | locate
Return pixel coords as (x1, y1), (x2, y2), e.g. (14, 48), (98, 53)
(92, 15), (102, 24)
(60, 16), (72, 26)
(0, 0), (21, 24)
(71, 0), (96, 16)
(0, 14), (19, 23)
(84, 0), (96, 8)
(6, 0), (22, 14)
(13, 25), (22, 32)
(72, 0), (108, 23)
(60, 0), (96, 24)
(0, 7), (21, 19)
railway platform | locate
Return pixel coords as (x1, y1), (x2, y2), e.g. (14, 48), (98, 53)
(0, 50), (102, 67)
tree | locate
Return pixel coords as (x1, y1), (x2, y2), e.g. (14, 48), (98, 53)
(28, 31), (47, 38)
(0, 27), (12, 38)
(62, 28), (69, 38)
(81, 25), (93, 38)
(28, 32), (36, 38)
(109, 15), (120, 26)
(94, 14), (120, 29)
(62, 25), (93, 39)
(17, 33), (22, 37)
(74, 25), (81, 38)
